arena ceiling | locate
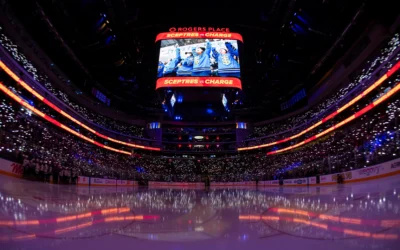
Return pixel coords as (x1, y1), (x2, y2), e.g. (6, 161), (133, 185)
(6, 0), (397, 121)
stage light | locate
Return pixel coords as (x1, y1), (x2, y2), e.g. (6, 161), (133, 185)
(297, 15), (309, 26)
(206, 108), (213, 114)
(177, 95), (183, 103)
(105, 36), (113, 45)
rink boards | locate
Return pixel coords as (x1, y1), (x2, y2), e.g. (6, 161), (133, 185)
(259, 158), (400, 186)
(1, 157), (400, 187)
(77, 177), (138, 187)
(0, 158), (23, 178)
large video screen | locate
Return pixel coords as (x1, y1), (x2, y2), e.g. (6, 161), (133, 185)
(157, 39), (240, 78)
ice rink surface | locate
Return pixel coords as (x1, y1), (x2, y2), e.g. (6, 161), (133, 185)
(0, 175), (399, 250)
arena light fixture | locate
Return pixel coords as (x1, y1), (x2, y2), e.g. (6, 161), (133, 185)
(267, 82), (400, 155)
(238, 60), (400, 151)
(0, 82), (132, 155)
(0, 61), (160, 151)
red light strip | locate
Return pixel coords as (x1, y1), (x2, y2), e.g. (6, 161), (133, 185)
(0, 61), (160, 151)
(0, 82), (132, 155)
(267, 82), (400, 155)
(238, 60), (400, 151)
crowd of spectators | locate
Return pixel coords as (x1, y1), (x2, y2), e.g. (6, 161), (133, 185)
(1, 87), (399, 183)
(1, 24), (400, 149)
(140, 94), (400, 182)
(240, 72), (400, 148)
(0, 26), (146, 138)
(0, 97), (137, 183)
(248, 33), (400, 140)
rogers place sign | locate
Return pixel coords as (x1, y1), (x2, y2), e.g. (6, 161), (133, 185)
(168, 27), (230, 32)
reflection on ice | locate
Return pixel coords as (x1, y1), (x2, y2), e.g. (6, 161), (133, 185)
(0, 175), (399, 249)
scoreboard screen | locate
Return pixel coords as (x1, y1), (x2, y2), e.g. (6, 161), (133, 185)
(155, 30), (243, 90)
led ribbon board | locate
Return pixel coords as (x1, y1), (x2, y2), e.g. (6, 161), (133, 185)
(156, 77), (242, 90)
